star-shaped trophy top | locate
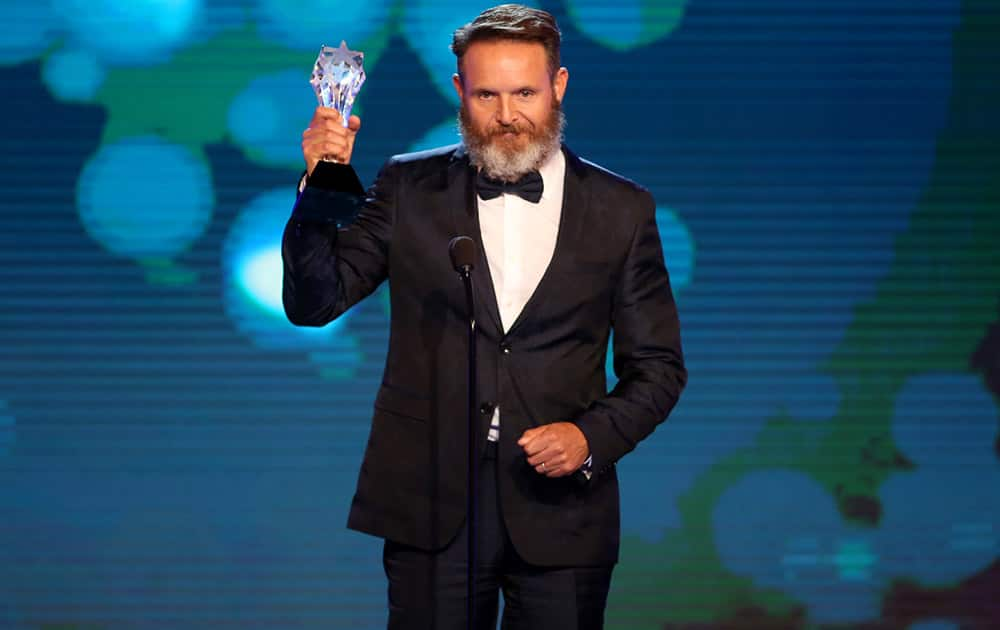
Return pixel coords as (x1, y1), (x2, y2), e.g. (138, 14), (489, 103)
(326, 40), (363, 67)
(310, 40), (366, 126)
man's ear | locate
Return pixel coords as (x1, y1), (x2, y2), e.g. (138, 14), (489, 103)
(452, 73), (464, 103)
(553, 67), (569, 102)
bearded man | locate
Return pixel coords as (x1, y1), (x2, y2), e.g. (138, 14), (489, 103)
(283, 5), (686, 629)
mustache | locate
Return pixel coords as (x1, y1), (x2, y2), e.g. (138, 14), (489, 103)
(487, 121), (531, 136)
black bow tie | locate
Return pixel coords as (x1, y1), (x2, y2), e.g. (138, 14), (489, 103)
(476, 169), (544, 203)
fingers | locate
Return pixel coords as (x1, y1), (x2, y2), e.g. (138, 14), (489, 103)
(519, 423), (589, 478)
(530, 447), (572, 476)
(517, 424), (547, 446)
(310, 107), (360, 133)
(517, 426), (550, 457)
(302, 107), (361, 173)
(311, 106), (344, 125)
(534, 452), (573, 477)
(519, 427), (568, 477)
(526, 442), (565, 468)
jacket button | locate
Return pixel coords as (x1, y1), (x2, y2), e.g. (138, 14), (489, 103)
(500, 343), (511, 354)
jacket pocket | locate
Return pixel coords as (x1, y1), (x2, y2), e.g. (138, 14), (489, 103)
(373, 383), (431, 422)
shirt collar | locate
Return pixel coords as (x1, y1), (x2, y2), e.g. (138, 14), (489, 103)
(537, 146), (566, 204)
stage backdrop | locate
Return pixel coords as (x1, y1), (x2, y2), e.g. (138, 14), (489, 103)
(1, 1), (998, 628)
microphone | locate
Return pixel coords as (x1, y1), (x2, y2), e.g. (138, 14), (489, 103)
(449, 235), (476, 274)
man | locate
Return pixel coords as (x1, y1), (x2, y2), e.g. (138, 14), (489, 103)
(283, 5), (686, 628)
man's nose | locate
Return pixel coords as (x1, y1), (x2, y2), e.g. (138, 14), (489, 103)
(496, 96), (517, 125)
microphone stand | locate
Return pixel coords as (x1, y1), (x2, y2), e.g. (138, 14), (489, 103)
(457, 263), (478, 630)
(450, 234), (478, 630)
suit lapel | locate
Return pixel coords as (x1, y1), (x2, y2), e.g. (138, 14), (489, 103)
(504, 146), (590, 337)
(445, 146), (503, 336)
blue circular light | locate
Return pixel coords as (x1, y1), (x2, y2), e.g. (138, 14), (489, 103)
(42, 48), (105, 102)
(0, 2), (60, 65)
(877, 466), (1000, 586)
(565, 0), (688, 51)
(713, 469), (881, 623)
(227, 69), (316, 168)
(77, 136), (214, 260)
(222, 189), (363, 379)
(224, 189), (330, 339)
(237, 245), (285, 317)
(254, 0), (390, 51)
(892, 371), (998, 470)
(401, 0), (540, 106)
(53, 0), (201, 66)
(656, 206), (694, 290)
(189, 0), (247, 44)
(878, 375), (999, 586)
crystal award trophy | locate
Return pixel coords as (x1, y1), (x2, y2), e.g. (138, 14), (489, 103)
(307, 41), (367, 191)
(310, 40), (366, 128)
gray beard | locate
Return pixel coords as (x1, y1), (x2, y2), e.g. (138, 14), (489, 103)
(459, 108), (565, 183)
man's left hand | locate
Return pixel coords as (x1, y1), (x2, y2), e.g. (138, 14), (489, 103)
(518, 422), (590, 478)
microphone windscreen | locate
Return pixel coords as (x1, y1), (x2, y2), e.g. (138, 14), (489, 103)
(449, 235), (476, 271)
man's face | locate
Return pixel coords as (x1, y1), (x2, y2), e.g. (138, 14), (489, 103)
(453, 40), (568, 180)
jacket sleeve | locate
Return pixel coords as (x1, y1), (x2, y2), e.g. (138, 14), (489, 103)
(281, 160), (396, 327)
(572, 190), (687, 476)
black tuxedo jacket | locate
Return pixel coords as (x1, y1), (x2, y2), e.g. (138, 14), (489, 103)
(282, 144), (686, 567)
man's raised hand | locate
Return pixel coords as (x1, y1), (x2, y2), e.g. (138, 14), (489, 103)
(301, 107), (362, 175)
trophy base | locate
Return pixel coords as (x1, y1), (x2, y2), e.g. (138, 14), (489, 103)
(307, 160), (365, 195)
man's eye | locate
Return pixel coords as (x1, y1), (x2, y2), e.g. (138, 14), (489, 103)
(478, 92), (494, 100)
(519, 90), (535, 98)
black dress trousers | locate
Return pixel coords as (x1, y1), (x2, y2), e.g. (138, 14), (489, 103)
(382, 442), (614, 630)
